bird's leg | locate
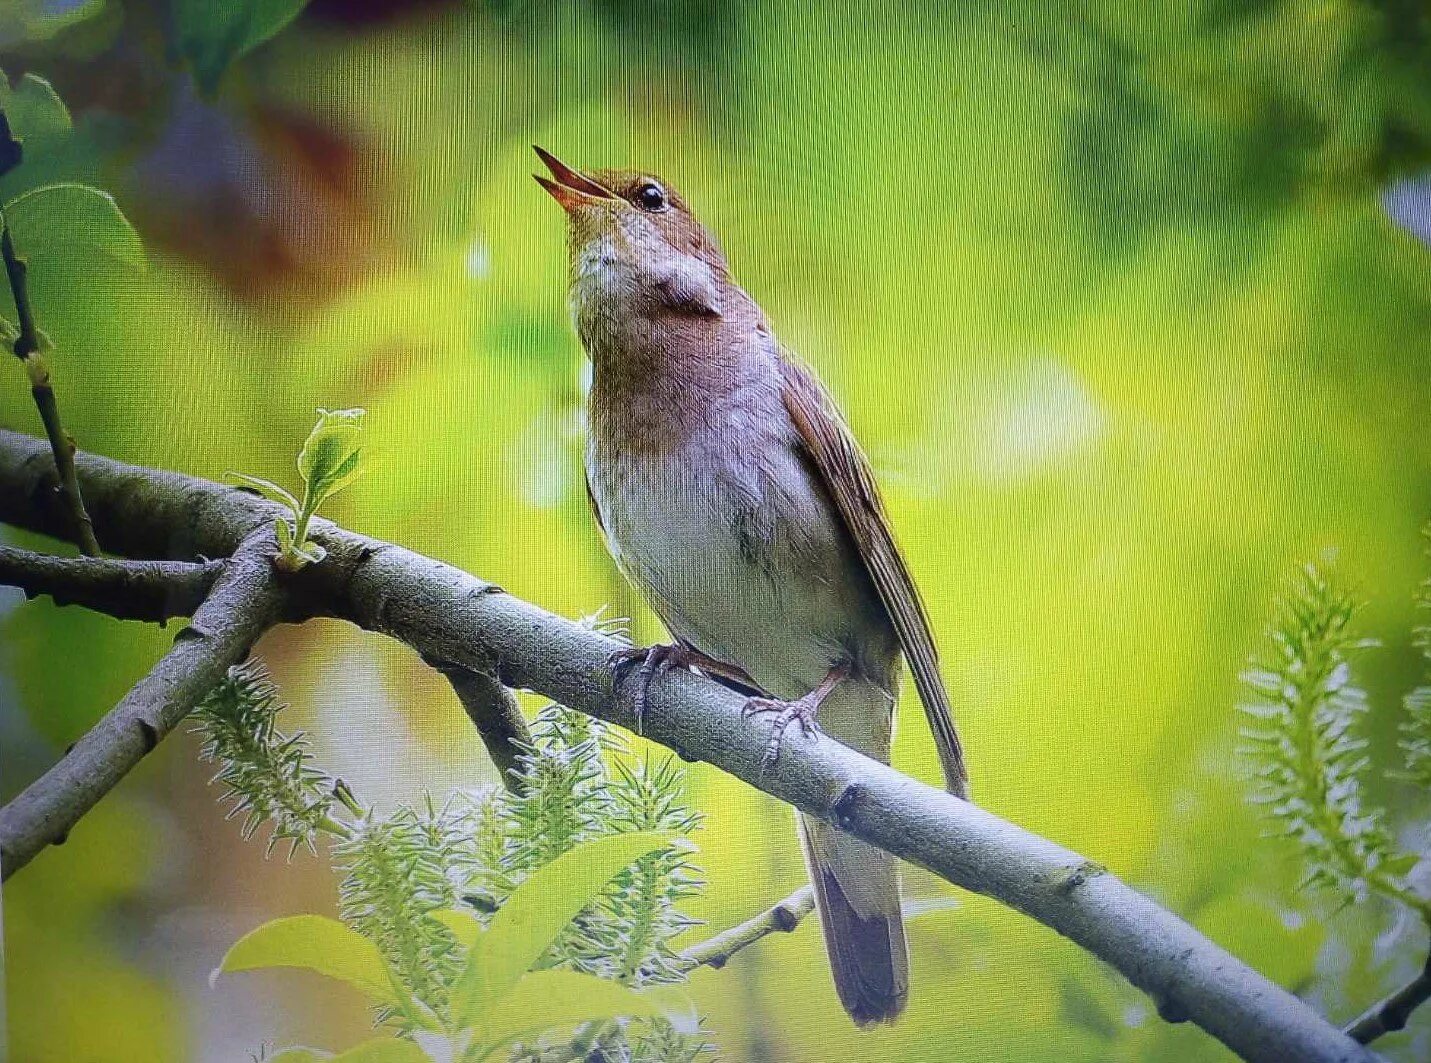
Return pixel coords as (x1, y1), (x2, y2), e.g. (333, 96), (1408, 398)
(608, 642), (752, 733)
(743, 663), (851, 772)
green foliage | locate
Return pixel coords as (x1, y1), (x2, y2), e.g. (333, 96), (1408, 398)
(1238, 564), (1407, 904)
(334, 799), (473, 1023)
(231, 407), (367, 571)
(205, 659), (715, 1061)
(576, 756), (704, 986)
(0, 71), (70, 146)
(0, 1), (106, 50)
(450, 832), (671, 1026)
(268, 1040), (430, 1063)
(191, 661), (341, 857)
(222, 914), (408, 1009)
(2, 183), (143, 269)
(1401, 531), (1431, 790)
(0, 71), (141, 338)
(223, 834), (697, 1060)
(171, 0), (311, 96)
(4, 4), (1431, 1060)
(1240, 561), (1430, 927)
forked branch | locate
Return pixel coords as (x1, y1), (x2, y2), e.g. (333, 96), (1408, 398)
(0, 429), (1378, 1063)
(0, 530), (283, 878)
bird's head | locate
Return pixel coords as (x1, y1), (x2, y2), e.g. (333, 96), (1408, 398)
(533, 146), (729, 302)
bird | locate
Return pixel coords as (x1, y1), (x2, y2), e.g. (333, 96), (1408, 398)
(534, 146), (968, 1027)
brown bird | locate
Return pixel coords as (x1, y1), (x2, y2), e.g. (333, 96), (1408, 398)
(534, 146), (968, 1027)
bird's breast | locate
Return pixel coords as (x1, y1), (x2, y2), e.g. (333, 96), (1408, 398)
(585, 411), (885, 698)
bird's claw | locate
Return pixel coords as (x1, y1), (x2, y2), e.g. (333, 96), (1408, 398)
(744, 694), (822, 773)
(607, 643), (692, 734)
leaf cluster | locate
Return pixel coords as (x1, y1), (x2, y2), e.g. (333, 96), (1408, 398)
(1240, 562), (1431, 922)
(1400, 529), (1431, 791)
(231, 407), (366, 571)
(196, 658), (716, 1061)
(191, 660), (343, 857)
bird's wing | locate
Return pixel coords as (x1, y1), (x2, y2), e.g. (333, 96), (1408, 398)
(779, 355), (968, 797)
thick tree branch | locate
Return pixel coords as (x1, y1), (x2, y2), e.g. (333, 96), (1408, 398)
(432, 661), (532, 794)
(0, 429), (1377, 1063)
(1345, 948), (1431, 1044)
(0, 529), (283, 878)
(0, 545), (221, 622)
(679, 887), (815, 971)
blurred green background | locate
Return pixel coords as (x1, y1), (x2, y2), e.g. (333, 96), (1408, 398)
(2, 1), (1429, 1060)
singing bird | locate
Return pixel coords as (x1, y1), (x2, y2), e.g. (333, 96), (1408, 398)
(534, 147), (968, 1026)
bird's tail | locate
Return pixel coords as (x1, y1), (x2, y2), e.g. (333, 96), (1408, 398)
(798, 812), (909, 1026)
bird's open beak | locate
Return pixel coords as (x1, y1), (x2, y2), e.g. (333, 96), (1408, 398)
(533, 146), (616, 211)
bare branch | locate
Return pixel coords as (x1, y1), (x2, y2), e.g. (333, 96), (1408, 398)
(1345, 948), (1431, 1044)
(431, 660), (531, 794)
(0, 114), (100, 556)
(0, 530), (283, 878)
(0, 428), (1379, 1063)
(679, 887), (815, 971)
(0, 545), (221, 622)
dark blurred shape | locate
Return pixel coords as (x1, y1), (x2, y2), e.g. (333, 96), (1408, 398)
(304, 0), (459, 27)
(131, 80), (383, 304)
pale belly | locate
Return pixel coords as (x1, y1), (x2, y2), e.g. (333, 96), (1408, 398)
(586, 436), (888, 702)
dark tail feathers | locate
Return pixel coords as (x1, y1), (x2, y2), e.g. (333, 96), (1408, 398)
(800, 816), (909, 1026)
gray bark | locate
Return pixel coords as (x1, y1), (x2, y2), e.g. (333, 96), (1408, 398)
(0, 545), (221, 622)
(0, 428), (1379, 1063)
(0, 530), (282, 878)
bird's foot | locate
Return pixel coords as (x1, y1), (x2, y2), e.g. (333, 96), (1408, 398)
(742, 664), (851, 773)
(608, 643), (701, 734)
(743, 691), (825, 773)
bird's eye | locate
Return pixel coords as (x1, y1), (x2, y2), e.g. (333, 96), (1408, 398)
(634, 182), (668, 212)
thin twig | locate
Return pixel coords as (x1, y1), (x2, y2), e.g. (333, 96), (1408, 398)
(1345, 947), (1431, 1044)
(433, 661), (531, 794)
(0, 530), (283, 879)
(0, 545), (221, 622)
(678, 887), (815, 971)
(0, 111), (100, 556)
(0, 429), (1379, 1063)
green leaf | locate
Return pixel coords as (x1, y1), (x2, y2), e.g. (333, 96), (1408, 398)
(1382, 852), (1421, 877)
(269, 1040), (430, 1063)
(275, 517), (295, 553)
(479, 970), (694, 1047)
(292, 541), (326, 565)
(327, 1039), (429, 1063)
(171, 0), (311, 96)
(227, 472), (300, 512)
(218, 914), (401, 1006)
(452, 832), (671, 1027)
(3, 183), (143, 268)
(297, 407), (365, 503)
(430, 908), (483, 950)
(0, 72), (71, 144)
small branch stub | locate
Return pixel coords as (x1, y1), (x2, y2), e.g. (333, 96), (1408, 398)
(678, 887), (815, 971)
(1344, 949), (1431, 1044)
(436, 661), (532, 794)
(0, 545), (221, 622)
